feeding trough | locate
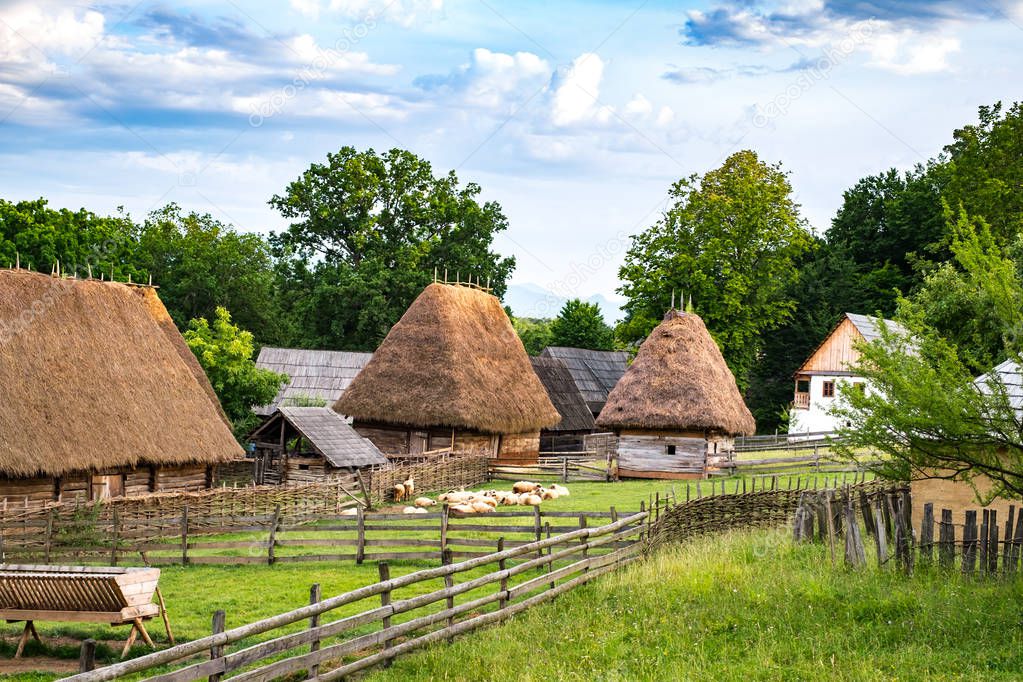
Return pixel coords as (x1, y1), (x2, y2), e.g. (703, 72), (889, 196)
(0, 564), (171, 658)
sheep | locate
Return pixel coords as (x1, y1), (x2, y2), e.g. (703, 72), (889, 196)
(449, 503), (476, 514)
(441, 491), (473, 504)
(471, 501), (495, 513)
(414, 497), (437, 508)
(392, 483), (407, 503)
(340, 507), (359, 516)
(550, 484), (570, 497)
(402, 506), (420, 514)
(522, 493), (543, 506)
(499, 492), (520, 506)
(472, 495), (498, 508)
(539, 487), (558, 501)
(403, 475), (415, 498)
(513, 481), (540, 494)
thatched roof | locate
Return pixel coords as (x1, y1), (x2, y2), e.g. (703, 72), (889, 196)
(252, 407), (388, 468)
(596, 310), (755, 436)
(254, 347), (373, 417)
(335, 283), (559, 434)
(530, 357), (595, 433)
(0, 269), (242, 477)
(540, 346), (629, 414)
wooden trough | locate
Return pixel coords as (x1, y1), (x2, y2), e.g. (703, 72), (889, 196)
(0, 565), (169, 658)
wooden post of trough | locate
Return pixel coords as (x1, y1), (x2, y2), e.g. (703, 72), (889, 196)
(209, 610), (226, 682)
(306, 584), (321, 680)
(79, 639), (96, 673)
(180, 505), (189, 566)
(378, 562), (393, 664)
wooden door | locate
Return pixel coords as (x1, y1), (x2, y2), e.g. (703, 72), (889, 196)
(91, 473), (125, 500)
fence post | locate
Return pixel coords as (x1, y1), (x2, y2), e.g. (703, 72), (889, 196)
(979, 510), (989, 575)
(440, 505), (449, 560)
(963, 510), (978, 576)
(267, 505), (281, 565)
(44, 509), (53, 564)
(920, 503), (934, 565)
(209, 609), (226, 682)
(939, 508), (954, 568)
(579, 515), (589, 568)
(562, 458), (569, 484)
(180, 505), (189, 566)
(533, 506), (543, 561)
(872, 499), (888, 568)
(988, 510), (999, 574)
(609, 505), (618, 524)
(1012, 510), (1023, 575)
(356, 506), (366, 565)
(545, 522), (554, 591)
(442, 549), (455, 642)
(379, 562), (393, 664)
(79, 638), (96, 673)
(1002, 506), (1015, 576)
(497, 538), (508, 611)
(307, 583), (321, 680)
(109, 510), (121, 566)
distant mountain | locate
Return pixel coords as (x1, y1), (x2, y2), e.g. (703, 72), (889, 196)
(504, 282), (625, 323)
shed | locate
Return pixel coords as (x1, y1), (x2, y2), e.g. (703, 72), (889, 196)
(540, 346), (629, 417)
(254, 347), (373, 417)
(530, 356), (596, 452)
(335, 282), (560, 463)
(596, 309), (755, 479)
(0, 269), (243, 507)
(249, 407), (387, 484)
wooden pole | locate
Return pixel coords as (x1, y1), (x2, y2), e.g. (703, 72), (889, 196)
(79, 639), (97, 673)
(267, 505), (281, 565)
(356, 506), (366, 565)
(307, 584), (321, 680)
(209, 610), (226, 682)
(180, 505), (189, 566)
(379, 562), (393, 663)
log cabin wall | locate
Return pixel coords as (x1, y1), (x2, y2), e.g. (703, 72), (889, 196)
(616, 429), (711, 480)
(354, 422), (500, 457)
(496, 431), (541, 464)
(353, 423), (413, 455)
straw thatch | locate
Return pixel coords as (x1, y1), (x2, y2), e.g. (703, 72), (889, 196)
(596, 310), (755, 435)
(335, 283), (560, 433)
(530, 356), (596, 432)
(0, 269), (242, 477)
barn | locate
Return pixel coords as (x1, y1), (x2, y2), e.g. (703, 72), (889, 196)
(253, 347), (373, 418)
(539, 346), (629, 418)
(334, 281), (560, 463)
(0, 269), (243, 507)
(530, 356), (596, 452)
(249, 407), (388, 484)
(596, 309), (755, 479)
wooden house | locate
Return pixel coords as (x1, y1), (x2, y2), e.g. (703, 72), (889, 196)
(540, 346), (629, 417)
(530, 356), (597, 452)
(0, 269), (243, 507)
(249, 407), (388, 484)
(596, 309), (755, 479)
(253, 347), (373, 418)
(788, 313), (907, 436)
(334, 282), (560, 463)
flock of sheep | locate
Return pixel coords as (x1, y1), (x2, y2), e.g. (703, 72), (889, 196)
(398, 480), (571, 515)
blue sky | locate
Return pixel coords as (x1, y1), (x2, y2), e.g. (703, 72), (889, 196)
(1, 0), (1020, 307)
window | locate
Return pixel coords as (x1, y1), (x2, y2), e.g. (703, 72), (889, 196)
(666, 445), (676, 455)
(796, 379), (810, 393)
(852, 383), (866, 396)
(298, 464), (310, 471)
(822, 381), (835, 398)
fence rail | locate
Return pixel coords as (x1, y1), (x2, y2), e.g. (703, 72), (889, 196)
(62, 511), (650, 682)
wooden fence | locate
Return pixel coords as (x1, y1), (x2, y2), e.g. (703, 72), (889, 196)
(714, 451), (882, 476)
(794, 486), (1023, 577)
(62, 511), (649, 681)
(489, 456), (612, 483)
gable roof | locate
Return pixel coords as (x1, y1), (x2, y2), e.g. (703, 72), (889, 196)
(796, 313), (909, 375)
(255, 407), (388, 468)
(0, 269), (242, 478)
(335, 283), (560, 434)
(974, 359), (1023, 413)
(539, 346), (630, 413)
(254, 347), (373, 416)
(845, 313), (908, 343)
(530, 357), (595, 433)
(596, 310), (755, 435)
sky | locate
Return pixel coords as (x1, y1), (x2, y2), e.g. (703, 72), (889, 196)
(1, 0), (1021, 308)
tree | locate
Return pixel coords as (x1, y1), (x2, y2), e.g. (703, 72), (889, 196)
(835, 211), (1023, 500)
(548, 299), (614, 350)
(512, 315), (553, 356)
(617, 150), (812, 389)
(184, 307), (288, 438)
(270, 147), (516, 350)
(133, 204), (281, 342)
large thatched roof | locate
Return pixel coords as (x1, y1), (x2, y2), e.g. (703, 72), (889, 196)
(596, 310), (755, 435)
(335, 283), (559, 434)
(0, 269), (242, 477)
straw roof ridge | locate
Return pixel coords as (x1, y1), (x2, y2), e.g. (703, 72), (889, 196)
(0, 269), (242, 477)
(596, 310), (755, 435)
(335, 283), (560, 433)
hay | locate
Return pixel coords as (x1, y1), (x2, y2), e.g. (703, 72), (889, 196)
(0, 270), (242, 477)
(596, 310), (755, 435)
(335, 283), (559, 434)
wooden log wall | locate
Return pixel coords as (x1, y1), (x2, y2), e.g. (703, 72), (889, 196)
(497, 432), (541, 463)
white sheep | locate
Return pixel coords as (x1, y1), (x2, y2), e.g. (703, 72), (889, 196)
(550, 484), (570, 497)
(500, 492), (520, 506)
(449, 503), (476, 514)
(522, 493), (543, 506)
(513, 481), (540, 494)
(414, 497), (437, 508)
(471, 501), (495, 513)
(402, 506), (420, 514)
(340, 507), (359, 516)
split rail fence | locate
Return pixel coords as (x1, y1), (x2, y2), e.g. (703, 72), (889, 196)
(62, 511), (650, 682)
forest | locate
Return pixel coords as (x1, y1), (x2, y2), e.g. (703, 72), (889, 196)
(1, 101), (1019, 435)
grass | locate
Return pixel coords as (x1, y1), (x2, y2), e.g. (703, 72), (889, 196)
(367, 529), (1023, 681)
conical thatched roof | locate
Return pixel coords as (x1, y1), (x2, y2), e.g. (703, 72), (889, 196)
(596, 310), (755, 435)
(335, 283), (559, 434)
(0, 269), (242, 477)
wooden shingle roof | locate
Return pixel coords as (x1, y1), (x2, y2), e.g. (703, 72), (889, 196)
(276, 407), (387, 468)
(540, 346), (630, 414)
(254, 347), (373, 416)
(530, 357), (595, 433)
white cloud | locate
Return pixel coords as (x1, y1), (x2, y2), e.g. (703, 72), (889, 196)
(417, 48), (550, 111)
(551, 53), (612, 126)
(625, 94), (653, 116)
(866, 32), (961, 75)
(292, 0), (443, 26)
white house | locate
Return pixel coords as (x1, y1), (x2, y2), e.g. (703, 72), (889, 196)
(788, 313), (906, 435)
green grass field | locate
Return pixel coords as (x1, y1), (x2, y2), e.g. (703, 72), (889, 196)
(367, 529), (1023, 681)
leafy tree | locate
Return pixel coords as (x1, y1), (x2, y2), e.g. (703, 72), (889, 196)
(270, 147), (516, 350)
(836, 210), (1023, 500)
(0, 198), (139, 279)
(184, 307), (288, 438)
(512, 315), (553, 356)
(617, 150), (813, 389)
(133, 205), (281, 342)
(549, 299), (614, 351)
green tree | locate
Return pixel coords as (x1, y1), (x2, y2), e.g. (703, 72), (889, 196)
(133, 205), (281, 342)
(270, 147), (516, 350)
(512, 315), (553, 356)
(184, 307), (288, 438)
(549, 299), (614, 350)
(617, 150), (812, 389)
